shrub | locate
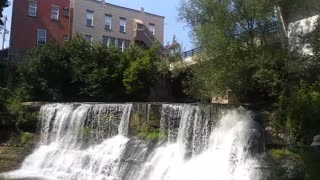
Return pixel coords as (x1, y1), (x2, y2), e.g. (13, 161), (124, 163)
(20, 132), (34, 145)
(267, 148), (305, 179)
(0, 87), (13, 111)
(286, 81), (320, 143)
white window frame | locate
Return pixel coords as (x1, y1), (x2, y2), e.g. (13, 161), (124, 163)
(120, 18), (126, 33)
(121, 40), (125, 52)
(102, 36), (110, 46)
(37, 29), (47, 45)
(28, 1), (37, 17)
(105, 15), (112, 30)
(86, 12), (94, 26)
(51, 6), (59, 21)
(149, 24), (155, 35)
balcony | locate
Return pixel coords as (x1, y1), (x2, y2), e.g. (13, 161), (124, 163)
(133, 23), (166, 55)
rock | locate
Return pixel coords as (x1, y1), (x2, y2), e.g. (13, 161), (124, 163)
(22, 101), (48, 111)
(211, 90), (240, 106)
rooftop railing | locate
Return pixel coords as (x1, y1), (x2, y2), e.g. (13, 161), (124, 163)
(180, 47), (202, 59)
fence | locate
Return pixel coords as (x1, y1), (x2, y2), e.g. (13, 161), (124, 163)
(180, 47), (202, 59)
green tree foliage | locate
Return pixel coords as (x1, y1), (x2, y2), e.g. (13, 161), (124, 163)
(65, 37), (126, 101)
(286, 81), (320, 143)
(0, 87), (12, 111)
(123, 44), (166, 99)
(179, 0), (286, 101)
(0, 0), (9, 25)
(18, 43), (72, 101)
(16, 37), (167, 102)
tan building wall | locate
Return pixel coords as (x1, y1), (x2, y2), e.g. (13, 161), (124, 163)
(71, 0), (164, 45)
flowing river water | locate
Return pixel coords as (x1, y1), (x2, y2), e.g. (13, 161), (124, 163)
(1, 103), (264, 180)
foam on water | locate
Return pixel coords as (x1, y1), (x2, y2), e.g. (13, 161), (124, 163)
(2, 104), (262, 180)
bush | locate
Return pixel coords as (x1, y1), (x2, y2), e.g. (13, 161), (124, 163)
(286, 81), (320, 143)
(20, 132), (34, 145)
(0, 87), (13, 111)
(16, 37), (168, 102)
(267, 148), (305, 179)
(3, 89), (38, 132)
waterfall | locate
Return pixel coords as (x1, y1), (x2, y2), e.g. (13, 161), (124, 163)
(2, 103), (263, 180)
(3, 103), (133, 180)
(139, 106), (262, 180)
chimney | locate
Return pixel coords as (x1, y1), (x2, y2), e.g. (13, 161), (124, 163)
(141, 7), (144, 13)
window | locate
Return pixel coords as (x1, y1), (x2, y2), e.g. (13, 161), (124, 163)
(85, 35), (93, 42)
(63, 7), (69, 17)
(117, 39), (126, 52)
(149, 23), (155, 35)
(86, 11), (94, 27)
(102, 36), (110, 46)
(28, 1), (37, 16)
(105, 15), (112, 30)
(51, 6), (59, 21)
(120, 18), (126, 33)
(63, 35), (69, 42)
(110, 37), (116, 46)
(37, 29), (47, 45)
(118, 39), (123, 50)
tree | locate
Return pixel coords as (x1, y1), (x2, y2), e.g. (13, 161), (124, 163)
(65, 36), (127, 101)
(123, 44), (165, 100)
(15, 37), (169, 102)
(17, 43), (73, 101)
(0, 0), (9, 26)
(179, 0), (286, 101)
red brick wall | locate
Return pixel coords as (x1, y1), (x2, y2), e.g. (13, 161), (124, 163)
(10, 0), (71, 50)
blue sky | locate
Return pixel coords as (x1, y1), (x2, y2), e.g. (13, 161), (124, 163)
(1, 0), (194, 50)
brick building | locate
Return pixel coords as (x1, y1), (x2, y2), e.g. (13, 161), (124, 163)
(10, 0), (165, 54)
(10, 0), (71, 50)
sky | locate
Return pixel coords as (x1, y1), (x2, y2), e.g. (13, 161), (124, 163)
(0, 0), (194, 50)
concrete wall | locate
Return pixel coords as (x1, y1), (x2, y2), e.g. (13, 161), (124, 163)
(71, 0), (164, 45)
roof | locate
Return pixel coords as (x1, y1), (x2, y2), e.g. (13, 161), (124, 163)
(103, 2), (165, 19)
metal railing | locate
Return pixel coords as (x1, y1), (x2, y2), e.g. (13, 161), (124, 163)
(134, 23), (167, 55)
(180, 47), (202, 59)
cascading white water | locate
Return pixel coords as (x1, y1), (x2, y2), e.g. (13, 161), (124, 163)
(139, 105), (261, 180)
(2, 103), (262, 180)
(3, 103), (133, 180)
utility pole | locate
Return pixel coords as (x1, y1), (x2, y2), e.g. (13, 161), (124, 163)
(2, 16), (7, 50)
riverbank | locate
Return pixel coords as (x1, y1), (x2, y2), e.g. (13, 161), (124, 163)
(0, 129), (39, 173)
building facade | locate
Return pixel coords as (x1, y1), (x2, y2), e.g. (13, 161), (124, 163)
(10, 0), (71, 50)
(10, 0), (165, 54)
(70, 0), (165, 51)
